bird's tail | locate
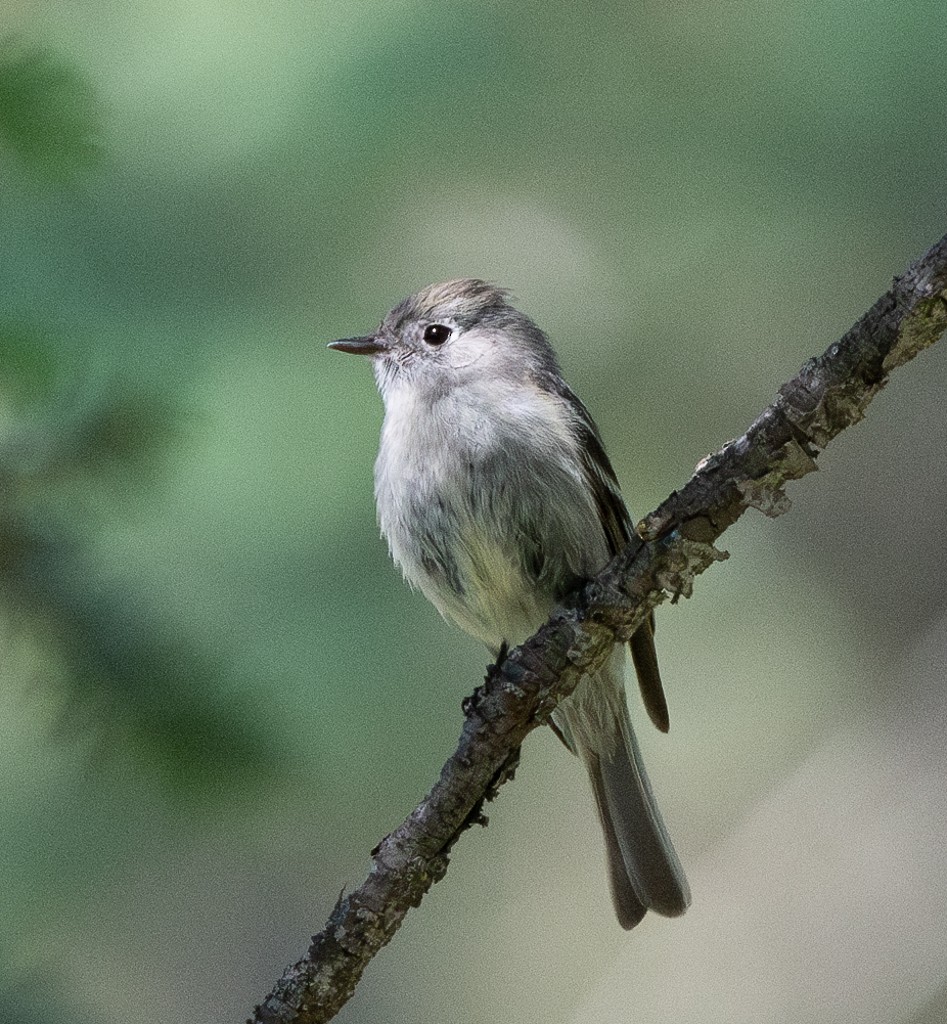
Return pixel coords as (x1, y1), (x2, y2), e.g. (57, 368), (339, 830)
(556, 649), (690, 929)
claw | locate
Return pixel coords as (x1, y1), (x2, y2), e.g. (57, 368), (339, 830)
(489, 640), (510, 676)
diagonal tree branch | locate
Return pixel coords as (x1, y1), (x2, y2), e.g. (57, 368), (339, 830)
(250, 232), (947, 1024)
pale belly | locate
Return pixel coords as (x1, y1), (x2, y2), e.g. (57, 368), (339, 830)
(375, 378), (609, 654)
(402, 523), (557, 653)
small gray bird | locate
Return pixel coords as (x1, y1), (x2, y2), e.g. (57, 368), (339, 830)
(329, 279), (690, 928)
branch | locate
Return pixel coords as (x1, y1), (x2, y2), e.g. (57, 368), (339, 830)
(250, 232), (947, 1024)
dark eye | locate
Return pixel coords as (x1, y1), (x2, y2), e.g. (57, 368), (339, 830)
(423, 323), (451, 346)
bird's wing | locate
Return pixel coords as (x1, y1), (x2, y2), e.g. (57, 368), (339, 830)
(549, 376), (670, 733)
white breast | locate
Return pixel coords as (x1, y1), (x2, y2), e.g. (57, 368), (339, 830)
(374, 377), (609, 652)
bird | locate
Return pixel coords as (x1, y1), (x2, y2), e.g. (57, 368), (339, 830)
(328, 278), (690, 928)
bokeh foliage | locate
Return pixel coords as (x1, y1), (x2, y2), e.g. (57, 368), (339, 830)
(0, 40), (100, 179)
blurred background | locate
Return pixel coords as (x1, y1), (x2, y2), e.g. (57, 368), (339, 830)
(2, 2), (947, 1022)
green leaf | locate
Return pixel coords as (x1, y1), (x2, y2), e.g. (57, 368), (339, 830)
(0, 323), (59, 407)
(0, 39), (102, 181)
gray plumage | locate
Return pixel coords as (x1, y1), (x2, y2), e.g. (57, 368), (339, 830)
(329, 279), (690, 928)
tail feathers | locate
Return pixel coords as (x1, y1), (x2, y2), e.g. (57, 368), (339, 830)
(590, 766), (649, 929)
(586, 713), (690, 927)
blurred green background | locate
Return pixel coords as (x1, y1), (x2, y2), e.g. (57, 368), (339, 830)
(2, 2), (947, 1022)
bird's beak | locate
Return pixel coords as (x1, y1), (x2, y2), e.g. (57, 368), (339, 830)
(327, 335), (386, 356)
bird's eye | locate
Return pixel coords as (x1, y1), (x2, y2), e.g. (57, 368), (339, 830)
(423, 323), (451, 346)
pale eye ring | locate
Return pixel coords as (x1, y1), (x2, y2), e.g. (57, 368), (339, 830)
(422, 323), (451, 346)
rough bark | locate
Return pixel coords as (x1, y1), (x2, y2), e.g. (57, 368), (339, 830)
(250, 232), (947, 1024)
